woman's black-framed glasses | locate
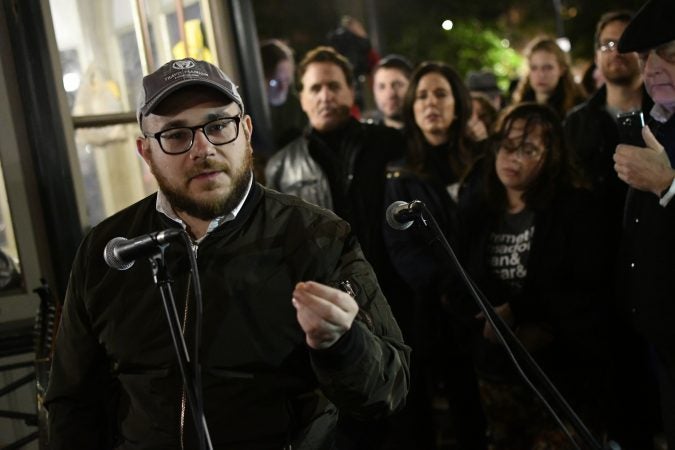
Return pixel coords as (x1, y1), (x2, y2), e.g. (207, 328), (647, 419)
(145, 116), (241, 155)
(496, 137), (545, 160)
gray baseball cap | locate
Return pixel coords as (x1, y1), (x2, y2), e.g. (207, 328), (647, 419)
(137, 58), (243, 124)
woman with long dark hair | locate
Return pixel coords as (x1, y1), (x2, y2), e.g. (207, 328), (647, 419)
(384, 61), (487, 449)
(453, 102), (609, 449)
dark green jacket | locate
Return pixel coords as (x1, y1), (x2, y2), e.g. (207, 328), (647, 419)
(45, 182), (410, 450)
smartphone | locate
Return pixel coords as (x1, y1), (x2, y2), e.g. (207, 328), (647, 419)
(617, 110), (645, 146)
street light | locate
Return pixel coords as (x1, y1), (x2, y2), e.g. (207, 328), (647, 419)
(552, 0), (571, 52)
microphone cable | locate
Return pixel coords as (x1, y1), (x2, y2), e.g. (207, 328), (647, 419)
(179, 230), (213, 450)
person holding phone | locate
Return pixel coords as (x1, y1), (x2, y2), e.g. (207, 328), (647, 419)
(564, 10), (650, 246)
(613, 0), (675, 447)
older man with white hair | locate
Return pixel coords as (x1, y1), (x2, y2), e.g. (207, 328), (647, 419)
(613, 0), (675, 447)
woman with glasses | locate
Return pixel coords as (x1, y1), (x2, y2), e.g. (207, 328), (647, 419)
(383, 61), (487, 449)
(511, 37), (586, 119)
(450, 102), (610, 449)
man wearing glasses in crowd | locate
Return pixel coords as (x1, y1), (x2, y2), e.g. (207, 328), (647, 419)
(613, 0), (675, 448)
(45, 57), (409, 449)
(564, 13), (656, 447)
(565, 9), (648, 244)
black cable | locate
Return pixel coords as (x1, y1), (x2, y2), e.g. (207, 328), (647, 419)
(180, 231), (212, 450)
(148, 234), (212, 450)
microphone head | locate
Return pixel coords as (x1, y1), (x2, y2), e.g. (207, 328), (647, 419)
(386, 201), (414, 231)
(104, 237), (135, 271)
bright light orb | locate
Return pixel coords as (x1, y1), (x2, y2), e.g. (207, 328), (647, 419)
(556, 37), (571, 53)
(63, 72), (81, 92)
(442, 20), (453, 31)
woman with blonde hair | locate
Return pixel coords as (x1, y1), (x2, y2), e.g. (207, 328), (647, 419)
(511, 37), (585, 118)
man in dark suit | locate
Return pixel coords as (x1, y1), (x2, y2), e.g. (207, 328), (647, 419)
(614, 1), (675, 447)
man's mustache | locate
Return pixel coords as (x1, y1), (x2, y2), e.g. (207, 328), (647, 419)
(187, 160), (229, 179)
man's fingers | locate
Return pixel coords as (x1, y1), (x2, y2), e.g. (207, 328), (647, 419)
(293, 281), (357, 313)
(642, 125), (665, 153)
(293, 282), (356, 325)
(292, 297), (336, 329)
(293, 294), (347, 326)
(292, 297), (343, 348)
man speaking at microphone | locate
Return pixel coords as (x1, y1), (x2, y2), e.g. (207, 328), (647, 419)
(45, 57), (409, 449)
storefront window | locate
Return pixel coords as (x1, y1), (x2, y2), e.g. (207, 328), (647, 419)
(0, 160), (22, 293)
(75, 124), (157, 225)
(49, 0), (212, 226)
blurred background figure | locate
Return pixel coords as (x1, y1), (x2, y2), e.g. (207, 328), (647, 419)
(468, 94), (499, 143)
(466, 70), (503, 111)
(369, 54), (413, 129)
(511, 37), (586, 118)
(465, 71), (502, 143)
(564, 12), (656, 446)
(564, 9), (647, 246)
(384, 61), (487, 450)
(614, 0), (675, 447)
(327, 15), (380, 116)
(450, 103), (609, 449)
(266, 44), (411, 449)
(259, 39), (308, 151)
(580, 62), (605, 97)
(0, 247), (21, 291)
(398, 61), (482, 198)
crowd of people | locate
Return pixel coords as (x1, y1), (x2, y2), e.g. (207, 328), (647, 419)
(45, 0), (675, 449)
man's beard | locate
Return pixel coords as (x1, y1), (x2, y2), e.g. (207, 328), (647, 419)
(605, 71), (640, 87)
(603, 59), (641, 87)
(152, 149), (253, 221)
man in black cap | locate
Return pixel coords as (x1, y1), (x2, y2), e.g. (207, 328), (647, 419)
(466, 70), (503, 111)
(613, 0), (675, 447)
(44, 57), (409, 449)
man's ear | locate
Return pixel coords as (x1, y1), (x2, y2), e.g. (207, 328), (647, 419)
(136, 137), (151, 165)
(243, 115), (253, 143)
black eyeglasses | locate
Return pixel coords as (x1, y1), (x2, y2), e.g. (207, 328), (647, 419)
(496, 137), (545, 160)
(597, 40), (618, 53)
(144, 116), (241, 155)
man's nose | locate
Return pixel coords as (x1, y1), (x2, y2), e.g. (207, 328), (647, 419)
(190, 130), (213, 158)
(318, 86), (333, 101)
(642, 51), (664, 75)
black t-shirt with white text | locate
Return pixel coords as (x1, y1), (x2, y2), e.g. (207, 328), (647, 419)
(486, 209), (535, 297)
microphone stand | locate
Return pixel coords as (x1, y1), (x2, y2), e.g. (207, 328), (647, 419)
(411, 202), (603, 450)
(148, 244), (213, 450)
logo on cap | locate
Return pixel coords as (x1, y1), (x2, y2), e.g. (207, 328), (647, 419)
(172, 60), (196, 70)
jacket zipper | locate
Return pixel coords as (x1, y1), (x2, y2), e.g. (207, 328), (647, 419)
(180, 242), (199, 448)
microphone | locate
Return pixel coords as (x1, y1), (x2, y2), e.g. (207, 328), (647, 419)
(386, 200), (424, 230)
(104, 228), (183, 270)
